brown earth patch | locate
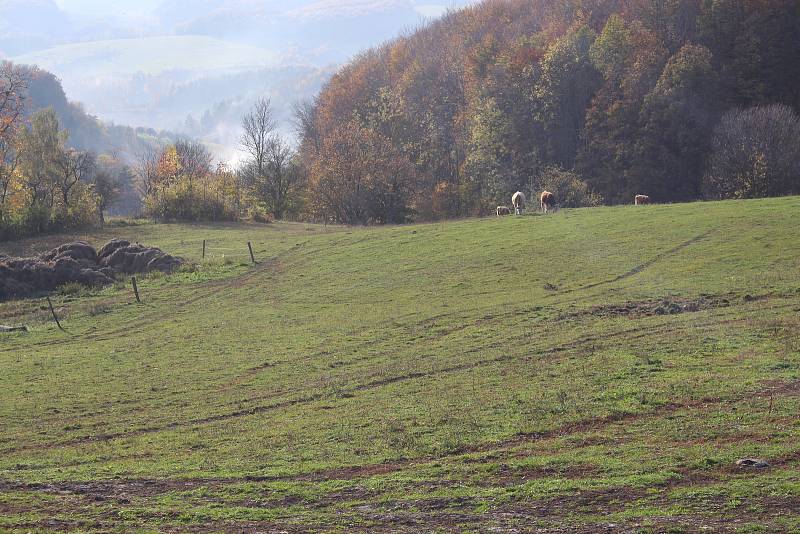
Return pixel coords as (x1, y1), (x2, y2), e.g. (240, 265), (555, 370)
(482, 462), (602, 487)
(562, 294), (733, 320)
(759, 379), (800, 397)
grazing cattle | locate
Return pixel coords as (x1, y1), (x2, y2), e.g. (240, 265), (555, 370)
(540, 191), (555, 213)
(496, 206), (512, 216)
(635, 195), (651, 205)
(511, 192), (526, 215)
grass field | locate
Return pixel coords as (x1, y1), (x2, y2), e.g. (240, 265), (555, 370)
(1, 198), (799, 532)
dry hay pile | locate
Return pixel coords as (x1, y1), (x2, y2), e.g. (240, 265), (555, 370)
(0, 239), (183, 301)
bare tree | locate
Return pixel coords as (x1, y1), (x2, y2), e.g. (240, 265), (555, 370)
(0, 62), (28, 142)
(133, 146), (162, 201)
(703, 104), (800, 199)
(241, 98), (276, 179)
(175, 138), (212, 187)
(91, 168), (122, 224)
(291, 98), (320, 154)
(263, 135), (299, 219)
(55, 148), (95, 207)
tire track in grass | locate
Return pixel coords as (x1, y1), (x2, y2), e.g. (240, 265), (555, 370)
(561, 230), (713, 295)
(0, 228), (715, 355)
(10, 232), (367, 350)
(20, 291), (750, 431)
(1, 319), (680, 452)
(10, 296), (797, 451)
(211, 294), (797, 408)
(10, 243), (304, 350)
(213, 286), (737, 400)
(3, 304), (784, 455)
(3, 391), (798, 499)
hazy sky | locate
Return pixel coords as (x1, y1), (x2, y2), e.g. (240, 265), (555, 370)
(54, 0), (162, 16)
(53, 0), (463, 19)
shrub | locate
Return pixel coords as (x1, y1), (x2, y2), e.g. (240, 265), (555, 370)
(535, 166), (603, 208)
(248, 206), (274, 224)
(57, 282), (90, 298)
(703, 105), (800, 199)
(144, 178), (239, 222)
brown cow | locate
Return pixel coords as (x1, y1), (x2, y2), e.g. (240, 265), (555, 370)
(496, 206), (512, 216)
(540, 191), (555, 213)
(635, 195), (651, 205)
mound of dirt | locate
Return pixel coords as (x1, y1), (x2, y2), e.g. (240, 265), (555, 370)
(0, 240), (184, 301)
(563, 295), (732, 320)
(98, 239), (183, 274)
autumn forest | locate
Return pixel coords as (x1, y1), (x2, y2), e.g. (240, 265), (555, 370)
(298, 0), (800, 223)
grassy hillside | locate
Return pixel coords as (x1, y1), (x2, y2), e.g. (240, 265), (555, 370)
(1, 198), (799, 531)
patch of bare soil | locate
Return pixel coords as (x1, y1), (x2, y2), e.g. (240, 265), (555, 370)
(482, 463), (602, 487)
(562, 294), (733, 320)
(759, 379), (800, 397)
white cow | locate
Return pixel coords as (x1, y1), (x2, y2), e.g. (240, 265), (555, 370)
(512, 191), (526, 215)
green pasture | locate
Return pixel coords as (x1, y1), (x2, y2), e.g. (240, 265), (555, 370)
(1, 198), (798, 532)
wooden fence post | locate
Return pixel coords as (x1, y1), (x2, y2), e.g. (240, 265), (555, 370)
(202, 239), (206, 259)
(46, 296), (65, 332)
(131, 276), (141, 303)
(248, 242), (256, 264)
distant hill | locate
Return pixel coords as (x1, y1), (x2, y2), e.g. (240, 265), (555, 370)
(11, 63), (184, 216)
(13, 36), (281, 77)
(18, 64), (177, 161)
(12, 38), (330, 153)
(0, 0), (140, 56)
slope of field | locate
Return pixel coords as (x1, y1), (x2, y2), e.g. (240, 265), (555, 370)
(1, 198), (799, 532)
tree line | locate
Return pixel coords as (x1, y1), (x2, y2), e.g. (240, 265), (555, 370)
(293, 0), (800, 223)
(0, 59), (303, 239)
(134, 97), (301, 224)
(0, 61), (205, 240)
(1, 63), (131, 240)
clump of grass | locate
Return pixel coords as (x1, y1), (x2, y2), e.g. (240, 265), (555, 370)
(87, 303), (112, 316)
(146, 269), (165, 281)
(57, 282), (91, 298)
(106, 218), (149, 228)
(178, 263), (200, 274)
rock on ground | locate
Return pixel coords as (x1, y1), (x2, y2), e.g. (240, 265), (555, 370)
(736, 458), (770, 469)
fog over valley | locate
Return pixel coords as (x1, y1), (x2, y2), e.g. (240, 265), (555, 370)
(1, 0), (475, 161)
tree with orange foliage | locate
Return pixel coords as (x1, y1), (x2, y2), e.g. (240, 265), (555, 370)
(308, 121), (416, 225)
